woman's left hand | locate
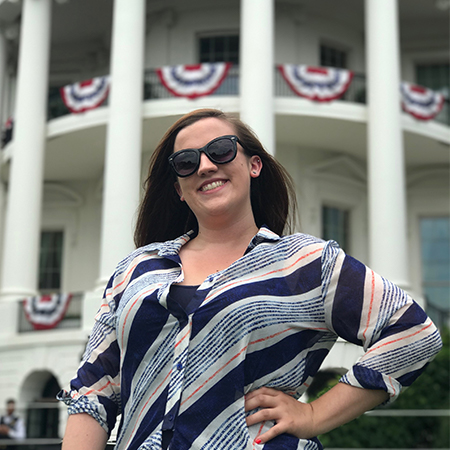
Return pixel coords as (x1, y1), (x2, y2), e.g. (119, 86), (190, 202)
(244, 387), (314, 444)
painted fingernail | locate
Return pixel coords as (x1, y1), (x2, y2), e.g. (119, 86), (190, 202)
(255, 438), (262, 444)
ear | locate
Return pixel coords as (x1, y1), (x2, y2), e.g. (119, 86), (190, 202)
(249, 155), (263, 178)
(174, 181), (185, 201)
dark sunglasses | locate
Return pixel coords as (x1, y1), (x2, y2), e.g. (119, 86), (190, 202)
(168, 135), (241, 178)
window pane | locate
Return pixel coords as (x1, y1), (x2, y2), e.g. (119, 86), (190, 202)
(420, 217), (450, 326)
(320, 44), (347, 69)
(198, 34), (239, 64)
(39, 231), (64, 291)
(322, 206), (350, 252)
(416, 63), (449, 95)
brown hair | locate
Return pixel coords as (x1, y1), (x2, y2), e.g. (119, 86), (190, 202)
(134, 109), (297, 247)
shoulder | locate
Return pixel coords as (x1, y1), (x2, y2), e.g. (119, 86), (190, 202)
(252, 229), (341, 270)
(114, 232), (192, 277)
(105, 232), (193, 295)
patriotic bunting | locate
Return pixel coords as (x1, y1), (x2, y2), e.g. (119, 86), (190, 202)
(278, 64), (354, 102)
(23, 293), (73, 330)
(400, 82), (445, 121)
(60, 76), (110, 113)
(157, 63), (231, 99)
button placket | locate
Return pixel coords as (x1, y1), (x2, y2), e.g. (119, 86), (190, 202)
(163, 316), (192, 425)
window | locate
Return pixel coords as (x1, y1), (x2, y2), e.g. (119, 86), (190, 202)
(26, 375), (60, 438)
(320, 44), (347, 69)
(38, 231), (64, 292)
(199, 34), (239, 64)
(420, 217), (450, 327)
(322, 206), (350, 252)
(416, 63), (449, 95)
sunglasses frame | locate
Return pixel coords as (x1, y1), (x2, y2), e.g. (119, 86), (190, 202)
(168, 135), (241, 178)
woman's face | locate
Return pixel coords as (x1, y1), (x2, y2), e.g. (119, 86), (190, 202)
(173, 117), (262, 225)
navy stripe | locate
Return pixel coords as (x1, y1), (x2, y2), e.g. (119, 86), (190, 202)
(332, 255), (365, 345)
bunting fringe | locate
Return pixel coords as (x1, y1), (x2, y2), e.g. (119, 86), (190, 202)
(278, 64), (354, 102)
(157, 63), (231, 99)
(23, 293), (73, 330)
(60, 76), (110, 113)
(401, 82), (445, 121)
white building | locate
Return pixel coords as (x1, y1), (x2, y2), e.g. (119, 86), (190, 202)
(0, 0), (448, 441)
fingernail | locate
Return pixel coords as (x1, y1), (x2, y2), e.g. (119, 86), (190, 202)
(255, 438), (262, 444)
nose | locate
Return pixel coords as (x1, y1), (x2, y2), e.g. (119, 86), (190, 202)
(197, 152), (218, 176)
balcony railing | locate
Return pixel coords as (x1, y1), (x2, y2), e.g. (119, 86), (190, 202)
(46, 67), (449, 125)
(17, 292), (83, 333)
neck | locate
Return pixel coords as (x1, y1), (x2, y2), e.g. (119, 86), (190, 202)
(193, 215), (259, 249)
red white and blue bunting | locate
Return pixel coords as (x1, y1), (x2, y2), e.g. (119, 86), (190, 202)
(278, 64), (354, 102)
(400, 82), (445, 121)
(23, 293), (73, 330)
(60, 76), (110, 113)
(157, 63), (231, 99)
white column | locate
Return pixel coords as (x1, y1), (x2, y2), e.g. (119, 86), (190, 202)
(240, 0), (275, 155)
(98, 0), (145, 286)
(0, 29), (7, 129)
(365, 0), (409, 288)
(0, 0), (52, 303)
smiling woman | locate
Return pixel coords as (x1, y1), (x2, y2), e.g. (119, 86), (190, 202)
(134, 109), (297, 246)
(59, 109), (442, 450)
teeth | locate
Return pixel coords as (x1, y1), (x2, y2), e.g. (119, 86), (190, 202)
(201, 181), (225, 191)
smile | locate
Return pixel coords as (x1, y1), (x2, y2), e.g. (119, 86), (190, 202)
(200, 180), (226, 192)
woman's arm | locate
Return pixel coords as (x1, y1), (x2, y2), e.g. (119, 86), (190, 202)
(245, 383), (389, 444)
(62, 413), (108, 450)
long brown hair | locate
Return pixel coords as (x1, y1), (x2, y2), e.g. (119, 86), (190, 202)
(134, 109), (297, 247)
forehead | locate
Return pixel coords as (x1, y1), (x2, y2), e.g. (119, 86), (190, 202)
(174, 118), (236, 152)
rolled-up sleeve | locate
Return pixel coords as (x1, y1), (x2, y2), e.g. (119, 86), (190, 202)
(321, 240), (443, 403)
(58, 278), (121, 434)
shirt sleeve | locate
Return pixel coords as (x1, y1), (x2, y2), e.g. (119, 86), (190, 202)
(58, 275), (121, 435)
(321, 240), (443, 404)
(8, 417), (26, 439)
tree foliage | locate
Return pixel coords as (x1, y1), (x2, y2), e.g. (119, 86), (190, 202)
(309, 327), (449, 448)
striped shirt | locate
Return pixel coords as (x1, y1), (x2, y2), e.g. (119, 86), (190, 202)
(58, 227), (442, 450)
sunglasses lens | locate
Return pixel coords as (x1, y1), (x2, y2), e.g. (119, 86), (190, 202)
(208, 138), (236, 163)
(173, 150), (199, 176)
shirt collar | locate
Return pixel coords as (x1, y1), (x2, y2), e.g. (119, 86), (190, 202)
(156, 226), (280, 259)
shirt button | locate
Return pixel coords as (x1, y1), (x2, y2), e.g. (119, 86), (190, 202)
(176, 362), (183, 370)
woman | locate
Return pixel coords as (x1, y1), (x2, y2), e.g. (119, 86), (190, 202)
(59, 109), (442, 450)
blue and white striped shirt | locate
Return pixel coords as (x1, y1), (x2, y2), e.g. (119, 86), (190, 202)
(59, 227), (442, 449)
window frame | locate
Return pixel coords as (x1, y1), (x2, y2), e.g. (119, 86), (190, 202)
(197, 31), (240, 64)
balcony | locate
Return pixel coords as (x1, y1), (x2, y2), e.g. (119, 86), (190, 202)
(46, 67), (450, 126)
(17, 292), (83, 333)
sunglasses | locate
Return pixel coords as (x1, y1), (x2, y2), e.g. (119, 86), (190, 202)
(168, 135), (241, 178)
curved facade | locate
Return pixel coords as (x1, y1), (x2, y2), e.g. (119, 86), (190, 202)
(0, 0), (448, 439)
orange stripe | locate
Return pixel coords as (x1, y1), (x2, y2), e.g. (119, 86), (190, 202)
(181, 346), (249, 407)
(121, 286), (160, 347)
(181, 328), (292, 407)
(388, 376), (396, 397)
(206, 247), (322, 302)
(362, 270), (375, 341)
(249, 328), (290, 346)
(124, 369), (173, 449)
(367, 321), (433, 355)
(85, 380), (120, 396)
(175, 323), (191, 349)
(105, 253), (155, 298)
(253, 422), (266, 450)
